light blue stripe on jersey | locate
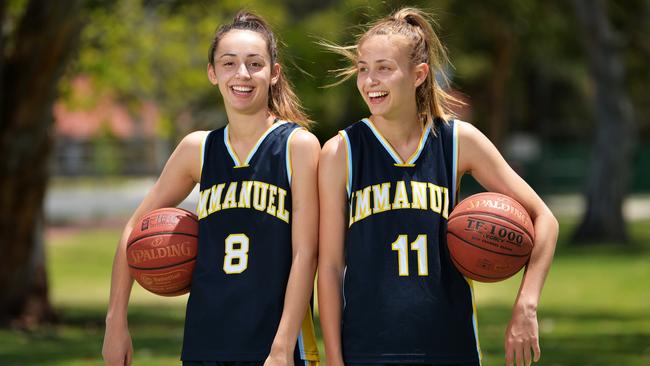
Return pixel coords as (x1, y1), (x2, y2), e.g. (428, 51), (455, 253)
(342, 266), (348, 309)
(452, 120), (459, 207)
(339, 130), (353, 198)
(361, 118), (403, 164)
(406, 124), (432, 165)
(224, 121), (288, 167)
(361, 118), (431, 166)
(466, 278), (483, 364)
(298, 330), (306, 359)
(200, 131), (210, 181)
(246, 121), (287, 165)
(223, 125), (241, 166)
(286, 127), (301, 185)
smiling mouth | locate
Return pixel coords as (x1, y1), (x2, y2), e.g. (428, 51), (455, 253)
(368, 91), (389, 104)
(230, 85), (254, 96)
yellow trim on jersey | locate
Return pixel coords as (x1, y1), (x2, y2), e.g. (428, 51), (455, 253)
(362, 118), (431, 166)
(298, 305), (321, 362)
(465, 277), (483, 364)
(224, 121), (287, 168)
(406, 124), (431, 164)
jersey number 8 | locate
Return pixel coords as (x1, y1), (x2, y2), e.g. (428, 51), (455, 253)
(223, 233), (249, 274)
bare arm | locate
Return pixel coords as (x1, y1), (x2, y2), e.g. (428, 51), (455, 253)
(265, 130), (320, 366)
(102, 131), (206, 366)
(317, 135), (348, 366)
(457, 121), (558, 366)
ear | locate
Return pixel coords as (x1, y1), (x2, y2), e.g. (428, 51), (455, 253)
(207, 63), (218, 85)
(414, 62), (429, 88)
(270, 63), (281, 86)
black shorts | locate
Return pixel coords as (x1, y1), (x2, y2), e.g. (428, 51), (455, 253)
(183, 353), (318, 366)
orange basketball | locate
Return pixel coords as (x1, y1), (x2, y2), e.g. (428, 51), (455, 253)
(126, 207), (198, 296)
(447, 192), (534, 282)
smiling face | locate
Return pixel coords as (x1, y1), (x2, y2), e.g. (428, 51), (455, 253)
(356, 34), (428, 122)
(208, 29), (279, 116)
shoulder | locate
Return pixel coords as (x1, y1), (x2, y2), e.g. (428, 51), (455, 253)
(455, 120), (502, 172)
(455, 120), (483, 141)
(288, 128), (320, 153)
(320, 133), (348, 169)
(177, 131), (210, 172)
(178, 130), (211, 150)
(343, 119), (368, 135)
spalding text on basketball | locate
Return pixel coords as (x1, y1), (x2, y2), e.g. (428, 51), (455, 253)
(467, 198), (529, 226)
(129, 242), (195, 264)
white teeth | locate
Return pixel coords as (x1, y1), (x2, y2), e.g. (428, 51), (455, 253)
(232, 86), (253, 92)
(368, 91), (388, 98)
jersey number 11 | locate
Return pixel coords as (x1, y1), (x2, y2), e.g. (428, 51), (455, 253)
(391, 234), (428, 276)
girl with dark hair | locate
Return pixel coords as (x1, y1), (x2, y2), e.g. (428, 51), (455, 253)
(102, 11), (320, 366)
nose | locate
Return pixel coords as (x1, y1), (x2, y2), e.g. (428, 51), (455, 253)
(365, 71), (379, 87)
(235, 63), (251, 79)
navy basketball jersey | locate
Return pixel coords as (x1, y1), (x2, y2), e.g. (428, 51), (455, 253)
(339, 118), (481, 365)
(182, 121), (320, 364)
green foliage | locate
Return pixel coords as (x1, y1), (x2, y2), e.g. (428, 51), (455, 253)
(69, 0), (221, 133)
(58, 0), (648, 142)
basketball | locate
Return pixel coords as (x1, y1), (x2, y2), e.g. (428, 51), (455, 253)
(447, 192), (534, 282)
(126, 207), (198, 296)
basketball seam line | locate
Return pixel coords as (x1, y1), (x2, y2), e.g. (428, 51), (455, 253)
(448, 231), (531, 258)
(127, 231), (198, 248)
(128, 256), (196, 271)
(450, 211), (534, 240)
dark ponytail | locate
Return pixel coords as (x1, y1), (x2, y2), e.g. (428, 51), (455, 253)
(209, 11), (311, 128)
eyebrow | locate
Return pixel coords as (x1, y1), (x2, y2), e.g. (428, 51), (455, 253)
(357, 59), (393, 64)
(218, 53), (264, 59)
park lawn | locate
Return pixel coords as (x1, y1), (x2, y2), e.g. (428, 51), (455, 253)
(0, 220), (648, 365)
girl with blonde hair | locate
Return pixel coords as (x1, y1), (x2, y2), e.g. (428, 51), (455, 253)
(318, 7), (557, 366)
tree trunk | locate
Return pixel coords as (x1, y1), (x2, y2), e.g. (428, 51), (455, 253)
(571, 0), (634, 244)
(0, 0), (84, 327)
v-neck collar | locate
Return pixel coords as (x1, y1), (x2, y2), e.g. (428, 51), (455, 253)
(224, 120), (287, 168)
(362, 118), (430, 167)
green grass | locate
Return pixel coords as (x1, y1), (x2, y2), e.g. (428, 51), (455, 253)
(1, 220), (649, 365)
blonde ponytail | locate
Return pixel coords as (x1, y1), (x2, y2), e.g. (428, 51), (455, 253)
(321, 7), (464, 126)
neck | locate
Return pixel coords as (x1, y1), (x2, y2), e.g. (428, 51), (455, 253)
(370, 110), (422, 145)
(225, 107), (275, 142)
